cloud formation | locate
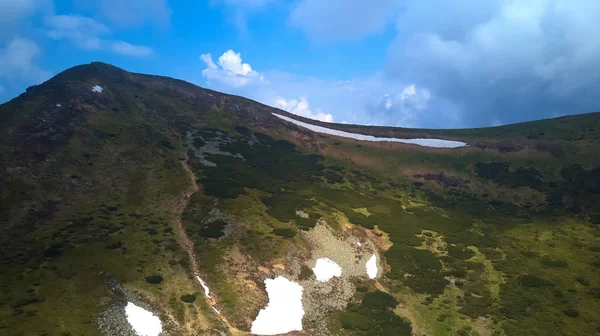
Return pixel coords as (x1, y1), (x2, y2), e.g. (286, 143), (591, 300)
(0, 0), (36, 25)
(79, 0), (171, 27)
(290, 0), (600, 127)
(211, 0), (276, 33)
(290, 0), (399, 42)
(111, 41), (153, 57)
(45, 14), (153, 57)
(0, 37), (51, 84)
(201, 50), (265, 88)
(275, 96), (334, 122)
(197, 51), (456, 126)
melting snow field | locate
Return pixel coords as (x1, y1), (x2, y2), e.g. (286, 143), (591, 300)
(196, 275), (211, 298)
(313, 258), (343, 282)
(251, 276), (304, 335)
(92, 85), (103, 93)
(125, 302), (162, 336)
(272, 113), (468, 148)
(366, 254), (378, 279)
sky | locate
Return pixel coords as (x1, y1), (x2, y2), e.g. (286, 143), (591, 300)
(1, 0), (599, 128)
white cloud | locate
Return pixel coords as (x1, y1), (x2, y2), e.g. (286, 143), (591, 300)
(111, 41), (153, 57)
(211, 0), (276, 33)
(0, 85), (4, 94)
(45, 14), (153, 57)
(77, 0), (171, 27)
(0, 0), (36, 25)
(286, 0), (600, 127)
(195, 50), (458, 127)
(290, 0), (400, 42)
(201, 50), (265, 88)
(275, 96), (333, 122)
(386, 0), (600, 126)
(46, 15), (109, 50)
(0, 37), (51, 83)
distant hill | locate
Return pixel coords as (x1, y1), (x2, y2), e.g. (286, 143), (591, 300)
(1, 62), (599, 336)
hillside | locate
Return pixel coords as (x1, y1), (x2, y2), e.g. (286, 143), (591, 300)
(0, 62), (599, 336)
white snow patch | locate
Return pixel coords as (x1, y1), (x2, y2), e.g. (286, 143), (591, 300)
(357, 242), (362, 247)
(251, 276), (304, 335)
(196, 275), (211, 298)
(366, 254), (378, 279)
(56, 103), (62, 107)
(272, 113), (468, 148)
(124, 302), (162, 336)
(312, 258), (342, 282)
(92, 85), (103, 93)
(212, 306), (221, 314)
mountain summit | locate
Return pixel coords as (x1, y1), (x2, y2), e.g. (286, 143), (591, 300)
(1, 63), (599, 335)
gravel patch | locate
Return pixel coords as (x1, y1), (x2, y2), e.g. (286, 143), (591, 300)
(97, 273), (173, 336)
(185, 131), (244, 167)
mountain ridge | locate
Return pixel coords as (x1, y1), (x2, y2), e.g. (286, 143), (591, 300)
(0, 62), (599, 336)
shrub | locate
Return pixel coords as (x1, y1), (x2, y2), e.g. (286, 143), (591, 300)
(340, 312), (371, 331)
(145, 275), (164, 284)
(298, 265), (313, 281)
(325, 171), (344, 184)
(11, 296), (44, 308)
(576, 277), (590, 286)
(448, 245), (475, 260)
(518, 274), (553, 288)
(180, 294), (196, 303)
(272, 228), (296, 238)
(361, 291), (398, 310)
(295, 217), (317, 230)
(588, 288), (600, 299)
(564, 309), (579, 318)
(540, 256), (568, 267)
(199, 220), (227, 238)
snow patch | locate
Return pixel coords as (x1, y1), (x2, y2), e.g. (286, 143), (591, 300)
(212, 306), (221, 314)
(251, 276), (304, 335)
(366, 254), (378, 279)
(56, 103), (62, 107)
(92, 85), (103, 93)
(312, 258), (342, 282)
(124, 302), (162, 336)
(357, 242), (362, 247)
(196, 275), (211, 298)
(272, 113), (468, 148)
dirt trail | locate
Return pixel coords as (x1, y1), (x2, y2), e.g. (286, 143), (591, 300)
(174, 155), (243, 335)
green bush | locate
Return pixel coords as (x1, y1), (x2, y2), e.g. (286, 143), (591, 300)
(272, 228), (296, 238)
(325, 171), (344, 184)
(564, 308), (579, 317)
(180, 294), (196, 303)
(199, 219), (227, 238)
(588, 288), (600, 299)
(339, 290), (412, 335)
(340, 312), (371, 331)
(193, 137), (206, 148)
(447, 245), (475, 260)
(540, 256), (568, 268)
(295, 217), (317, 230)
(361, 291), (398, 310)
(145, 275), (164, 284)
(518, 274), (553, 287)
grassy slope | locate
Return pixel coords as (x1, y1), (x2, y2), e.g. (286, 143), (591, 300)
(0, 62), (599, 335)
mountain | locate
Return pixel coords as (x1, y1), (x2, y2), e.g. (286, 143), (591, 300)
(0, 62), (599, 336)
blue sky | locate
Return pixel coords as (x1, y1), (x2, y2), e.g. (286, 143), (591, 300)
(1, 0), (599, 128)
